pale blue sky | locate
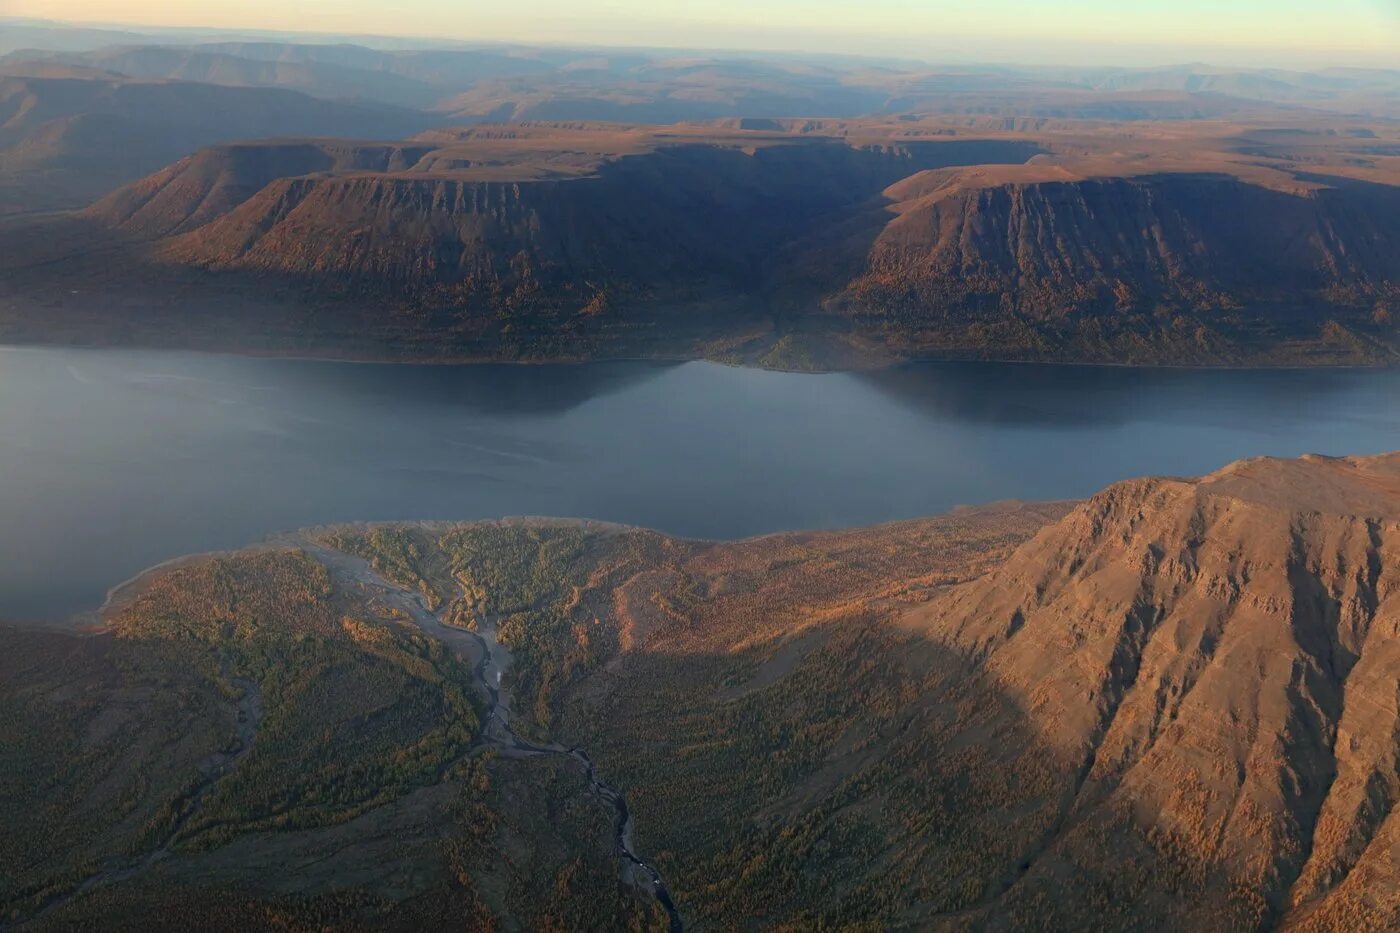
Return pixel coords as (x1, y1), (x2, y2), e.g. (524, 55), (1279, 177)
(10, 0), (1400, 66)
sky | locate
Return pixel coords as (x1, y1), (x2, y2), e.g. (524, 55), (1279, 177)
(5, 0), (1400, 67)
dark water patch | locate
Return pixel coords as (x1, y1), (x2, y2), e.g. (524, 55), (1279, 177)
(2, 347), (1398, 621)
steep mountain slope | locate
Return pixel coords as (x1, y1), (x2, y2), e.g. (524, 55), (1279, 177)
(899, 452), (1400, 927)
(4, 452), (1400, 928)
(79, 114), (1400, 361)
(10, 116), (1400, 365)
(86, 131), (1041, 310)
(829, 167), (1400, 360)
(89, 140), (440, 239)
(536, 452), (1400, 929)
(0, 74), (433, 211)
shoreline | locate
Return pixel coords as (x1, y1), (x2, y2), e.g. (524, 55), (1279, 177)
(0, 338), (1394, 375)
(7, 503), (1078, 636)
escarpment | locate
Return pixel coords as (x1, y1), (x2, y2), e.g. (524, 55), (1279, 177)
(88, 135), (1044, 298)
(840, 172), (1400, 320)
(87, 141), (440, 239)
(900, 452), (1400, 928)
(26, 119), (1400, 364)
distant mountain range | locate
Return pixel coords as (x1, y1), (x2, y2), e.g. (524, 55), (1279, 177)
(6, 35), (1400, 116)
(0, 72), (432, 211)
(0, 117), (1388, 367)
(0, 30), (1397, 367)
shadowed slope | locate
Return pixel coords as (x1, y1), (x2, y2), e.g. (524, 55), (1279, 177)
(20, 116), (1393, 366)
(321, 456), (1400, 928)
(836, 171), (1400, 341)
(73, 131), (1041, 360)
(6, 454), (1400, 928)
(402, 454), (1400, 929)
(88, 133), (1041, 283)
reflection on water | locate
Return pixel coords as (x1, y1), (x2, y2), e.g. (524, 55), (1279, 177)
(2, 348), (1398, 621)
(861, 361), (1381, 430)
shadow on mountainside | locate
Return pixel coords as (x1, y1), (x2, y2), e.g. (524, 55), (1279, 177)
(0, 138), (1045, 364)
(7, 462), (1400, 931)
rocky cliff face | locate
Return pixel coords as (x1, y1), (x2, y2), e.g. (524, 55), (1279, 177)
(902, 452), (1400, 927)
(842, 172), (1400, 320)
(89, 141), (439, 238)
(60, 128), (1400, 364)
(87, 136), (1042, 310)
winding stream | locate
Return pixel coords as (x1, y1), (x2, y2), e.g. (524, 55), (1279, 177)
(299, 540), (685, 932)
(22, 675), (265, 925)
(21, 542), (680, 929)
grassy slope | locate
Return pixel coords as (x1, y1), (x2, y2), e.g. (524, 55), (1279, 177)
(321, 507), (1069, 928)
(11, 482), (1396, 930)
(1, 547), (660, 930)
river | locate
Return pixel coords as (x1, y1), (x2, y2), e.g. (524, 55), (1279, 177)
(3, 346), (1399, 621)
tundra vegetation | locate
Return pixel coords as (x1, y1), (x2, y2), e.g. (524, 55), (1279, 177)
(6, 452), (1400, 929)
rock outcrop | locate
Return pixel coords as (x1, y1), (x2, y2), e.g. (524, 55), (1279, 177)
(904, 452), (1400, 927)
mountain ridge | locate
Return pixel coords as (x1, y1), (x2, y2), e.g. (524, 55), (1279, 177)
(3, 111), (1400, 367)
(50, 118), (1400, 367)
(897, 450), (1400, 926)
(4, 452), (1400, 928)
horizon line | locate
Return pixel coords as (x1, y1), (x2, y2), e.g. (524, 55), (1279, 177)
(5, 12), (1396, 73)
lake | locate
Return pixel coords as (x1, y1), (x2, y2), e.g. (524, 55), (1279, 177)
(3, 346), (1399, 622)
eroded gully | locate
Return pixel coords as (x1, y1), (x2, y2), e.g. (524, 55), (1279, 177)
(20, 673), (264, 927)
(297, 540), (684, 932)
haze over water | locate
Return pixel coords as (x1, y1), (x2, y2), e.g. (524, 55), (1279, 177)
(4, 346), (1399, 622)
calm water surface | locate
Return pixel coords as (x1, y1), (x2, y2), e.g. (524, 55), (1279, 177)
(3, 346), (1399, 621)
